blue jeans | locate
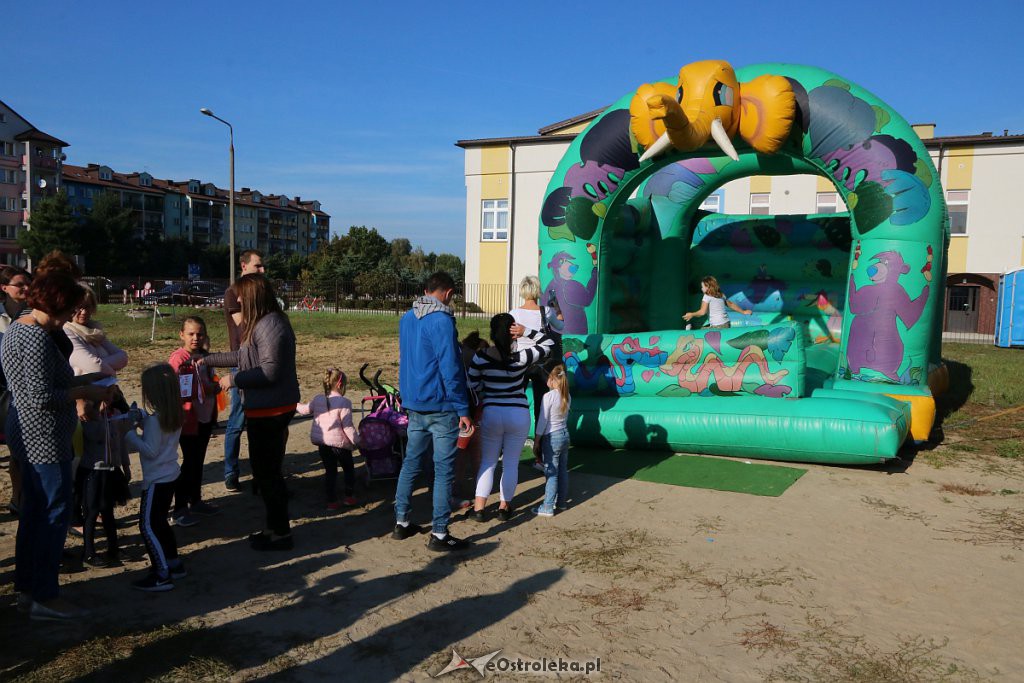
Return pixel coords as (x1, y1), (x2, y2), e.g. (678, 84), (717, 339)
(539, 428), (570, 513)
(223, 371), (245, 480)
(394, 410), (459, 535)
(15, 458), (73, 602)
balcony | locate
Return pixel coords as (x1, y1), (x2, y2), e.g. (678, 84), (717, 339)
(23, 156), (58, 170)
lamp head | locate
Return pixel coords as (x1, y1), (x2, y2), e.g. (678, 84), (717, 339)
(200, 108), (213, 116)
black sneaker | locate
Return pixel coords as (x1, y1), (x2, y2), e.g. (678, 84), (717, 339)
(224, 476), (240, 492)
(470, 509), (487, 523)
(83, 554), (110, 569)
(497, 507), (513, 521)
(427, 534), (471, 552)
(391, 522), (424, 540)
(251, 534), (294, 551)
(169, 562), (187, 580)
(132, 573), (174, 592)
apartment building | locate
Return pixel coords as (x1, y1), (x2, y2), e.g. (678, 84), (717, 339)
(0, 98), (69, 265)
(62, 165), (331, 258)
(458, 111), (1024, 336)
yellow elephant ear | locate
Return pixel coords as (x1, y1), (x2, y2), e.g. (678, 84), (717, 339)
(738, 75), (797, 154)
(630, 82), (678, 149)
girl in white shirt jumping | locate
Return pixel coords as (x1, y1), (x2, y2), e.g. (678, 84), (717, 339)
(532, 363), (571, 517)
(682, 276), (751, 329)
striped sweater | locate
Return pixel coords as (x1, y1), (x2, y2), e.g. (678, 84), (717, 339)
(467, 329), (553, 410)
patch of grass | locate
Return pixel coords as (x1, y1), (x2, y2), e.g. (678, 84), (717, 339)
(938, 483), (993, 496)
(994, 440), (1023, 459)
(998, 489), (1020, 496)
(762, 617), (986, 682)
(9, 622), (232, 683)
(151, 656), (234, 682)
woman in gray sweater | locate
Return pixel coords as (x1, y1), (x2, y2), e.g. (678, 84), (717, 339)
(203, 275), (299, 551)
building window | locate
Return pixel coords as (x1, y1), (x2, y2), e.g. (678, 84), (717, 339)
(99, 170), (112, 181)
(699, 193), (722, 212)
(85, 188), (93, 198)
(2, 169), (16, 184)
(816, 192), (840, 214)
(947, 190), (969, 234)
(3, 197), (18, 211)
(0, 224), (16, 239)
(0, 141), (14, 156)
(481, 199), (509, 241)
(0, 113), (6, 123)
(750, 193), (770, 215)
(139, 175), (151, 187)
(66, 185), (76, 197)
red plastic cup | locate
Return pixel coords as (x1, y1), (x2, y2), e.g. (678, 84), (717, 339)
(457, 423), (475, 449)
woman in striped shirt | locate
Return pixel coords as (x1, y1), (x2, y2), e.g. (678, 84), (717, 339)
(468, 313), (553, 521)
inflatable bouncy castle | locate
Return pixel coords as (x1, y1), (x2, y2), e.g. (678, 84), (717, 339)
(538, 61), (949, 465)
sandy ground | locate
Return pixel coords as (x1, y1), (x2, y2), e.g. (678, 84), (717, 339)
(1, 331), (1022, 682)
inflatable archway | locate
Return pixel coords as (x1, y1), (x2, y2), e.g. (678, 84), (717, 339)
(538, 61), (948, 465)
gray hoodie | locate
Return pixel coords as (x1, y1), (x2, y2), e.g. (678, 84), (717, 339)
(205, 312), (300, 411)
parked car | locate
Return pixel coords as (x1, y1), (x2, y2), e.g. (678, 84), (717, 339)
(141, 281), (224, 307)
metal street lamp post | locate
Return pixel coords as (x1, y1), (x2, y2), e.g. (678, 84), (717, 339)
(200, 107), (235, 283)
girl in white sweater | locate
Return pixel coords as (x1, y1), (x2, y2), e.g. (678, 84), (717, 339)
(124, 364), (185, 592)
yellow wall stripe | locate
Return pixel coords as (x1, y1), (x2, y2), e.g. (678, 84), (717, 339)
(948, 236), (968, 273)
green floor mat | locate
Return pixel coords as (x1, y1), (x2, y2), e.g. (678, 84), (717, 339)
(522, 446), (806, 497)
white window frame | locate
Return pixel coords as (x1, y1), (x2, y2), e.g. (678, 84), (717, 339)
(750, 193), (771, 215)
(481, 199), (509, 241)
(699, 193), (722, 213)
(816, 191), (840, 214)
(947, 190), (969, 235)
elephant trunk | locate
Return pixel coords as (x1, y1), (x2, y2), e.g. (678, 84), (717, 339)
(639, 112), (740, 163)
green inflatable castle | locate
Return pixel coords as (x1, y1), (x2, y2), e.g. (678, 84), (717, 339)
(538, 61), (949, 465)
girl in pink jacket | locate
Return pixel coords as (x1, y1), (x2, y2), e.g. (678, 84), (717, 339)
(296, 368), (358, 510)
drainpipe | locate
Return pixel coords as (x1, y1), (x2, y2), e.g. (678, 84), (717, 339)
(936, 141), (945, 183)
(507, 141), (517, 310)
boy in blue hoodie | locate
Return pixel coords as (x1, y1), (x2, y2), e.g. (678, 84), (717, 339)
(393, 272), (472, 552)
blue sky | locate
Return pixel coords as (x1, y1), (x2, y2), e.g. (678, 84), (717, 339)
(8, 1), (1022, 256)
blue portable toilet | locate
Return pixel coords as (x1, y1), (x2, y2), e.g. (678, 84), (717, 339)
(995, 268), (1024, 348)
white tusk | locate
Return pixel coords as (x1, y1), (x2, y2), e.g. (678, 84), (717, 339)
(710, 118), (739, 161)
(639, 132), (674, 163)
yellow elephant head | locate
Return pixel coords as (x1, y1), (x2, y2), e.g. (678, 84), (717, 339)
(630, 60), (796, 162)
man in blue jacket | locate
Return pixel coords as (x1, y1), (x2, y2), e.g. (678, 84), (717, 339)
(394, 272), (472, 551)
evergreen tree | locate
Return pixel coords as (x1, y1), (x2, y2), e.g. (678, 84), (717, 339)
(19, 190), (80, 264)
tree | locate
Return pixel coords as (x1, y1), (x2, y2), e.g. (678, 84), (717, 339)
(81, 191), (138, 275)
(19, 190), (80, 264)
(434, 253), (465, 283)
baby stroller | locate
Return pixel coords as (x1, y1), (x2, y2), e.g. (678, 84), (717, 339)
(357, 364), (408, 484)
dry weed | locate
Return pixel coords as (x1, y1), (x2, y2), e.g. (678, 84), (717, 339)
(531, 524), (666, 577)
(938, 483), (993, 496)
(860, 496), (932, 524)
(737, 621), (799, 655)
(763, 616), (986, 682)
(942, 506), (1024, 550)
